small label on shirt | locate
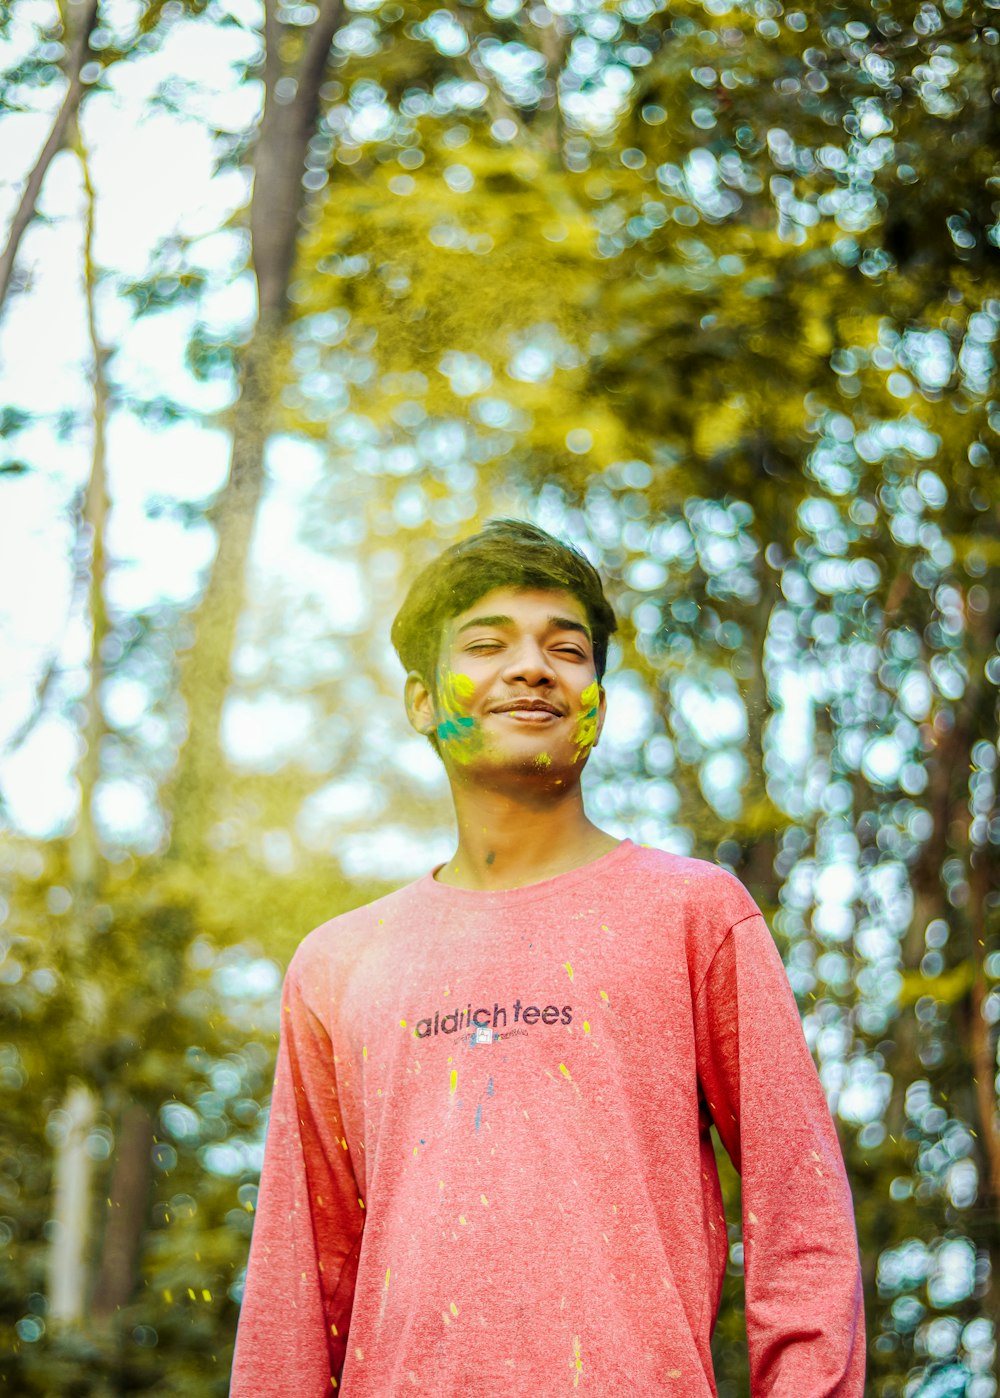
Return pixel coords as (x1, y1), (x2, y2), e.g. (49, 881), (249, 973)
(473, 1027), (493, 1045)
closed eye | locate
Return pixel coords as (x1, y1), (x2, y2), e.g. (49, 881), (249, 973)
(467, 644), (584, 656)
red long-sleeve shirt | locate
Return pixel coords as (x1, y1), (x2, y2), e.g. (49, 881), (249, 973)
(229, 838), (865, 1395)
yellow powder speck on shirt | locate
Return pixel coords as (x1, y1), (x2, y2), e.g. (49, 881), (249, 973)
(450, 1301), (459, 1316)
(385, 1268), (390, 1288)
(599, 989), (609, 1002)
(565, 961), (573, 979)
(458, 1215), (467, 1225)
(449, 1069), (457, 1094)
(481, 1194), (489, 1206)
(583, 1021), (591, 1034)
(559, 1063), (571, 1079)
(399, 1019), (407, 1028)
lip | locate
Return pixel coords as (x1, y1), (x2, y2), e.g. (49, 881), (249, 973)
(492, 704), (562, 715)
(494, 709), (560, 723)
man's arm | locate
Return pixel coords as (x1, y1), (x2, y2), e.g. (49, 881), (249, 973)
(230, 950), (364, 1396)
(694, 912), (866, 1397)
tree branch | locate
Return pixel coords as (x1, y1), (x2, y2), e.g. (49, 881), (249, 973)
(296, 0), (345, 124)
(0, 657), (61, 757)
(67, 121), (111, 891)
(252, 0), (344, 318)
(263, 0), (283, 93)
(0, 0), (100, 315)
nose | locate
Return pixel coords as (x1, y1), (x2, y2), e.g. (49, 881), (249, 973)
(501, 638), (556, 685)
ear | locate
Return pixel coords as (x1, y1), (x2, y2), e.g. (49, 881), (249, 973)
(404, 671), (437, 736)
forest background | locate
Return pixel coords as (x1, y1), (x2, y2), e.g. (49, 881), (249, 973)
(1, 0), (999, 1393)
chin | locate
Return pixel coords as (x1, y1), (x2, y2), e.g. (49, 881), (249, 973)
(509, 747), (572, 775)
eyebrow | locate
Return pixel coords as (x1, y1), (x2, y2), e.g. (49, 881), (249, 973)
(455, 614), (592, 641)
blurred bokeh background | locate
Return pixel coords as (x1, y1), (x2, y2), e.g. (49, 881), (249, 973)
(1, 0), (999, 1392)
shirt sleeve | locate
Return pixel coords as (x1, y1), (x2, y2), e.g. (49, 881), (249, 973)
(693, 913), (866, 1397)
(230, 954), (365, 1396)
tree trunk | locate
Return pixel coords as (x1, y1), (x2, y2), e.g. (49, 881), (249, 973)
(164, 315), (281, 862)
(89, 1102), (156, 1325)
(45, 132), (111, 1338)
(165, 0), (345, 859)
(46, 1080), (99, 1328)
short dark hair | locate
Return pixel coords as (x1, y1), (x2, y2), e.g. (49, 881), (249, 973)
(391, 517), (618, 757)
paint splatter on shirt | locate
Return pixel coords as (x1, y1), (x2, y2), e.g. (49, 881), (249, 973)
(229, 840), (865, 1396)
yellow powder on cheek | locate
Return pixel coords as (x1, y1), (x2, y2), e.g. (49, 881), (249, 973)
(571, 679), (600, 764)
(441, 671), (475, 709)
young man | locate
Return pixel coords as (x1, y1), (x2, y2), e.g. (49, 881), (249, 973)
(229, 518), (866, 1396)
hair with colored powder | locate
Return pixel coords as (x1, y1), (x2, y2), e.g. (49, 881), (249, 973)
(390, 518), (619, 758)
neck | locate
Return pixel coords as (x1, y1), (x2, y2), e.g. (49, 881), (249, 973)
(434, 775), (618, 891)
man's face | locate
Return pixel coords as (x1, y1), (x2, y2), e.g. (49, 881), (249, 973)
(405, 586), (608, 780)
